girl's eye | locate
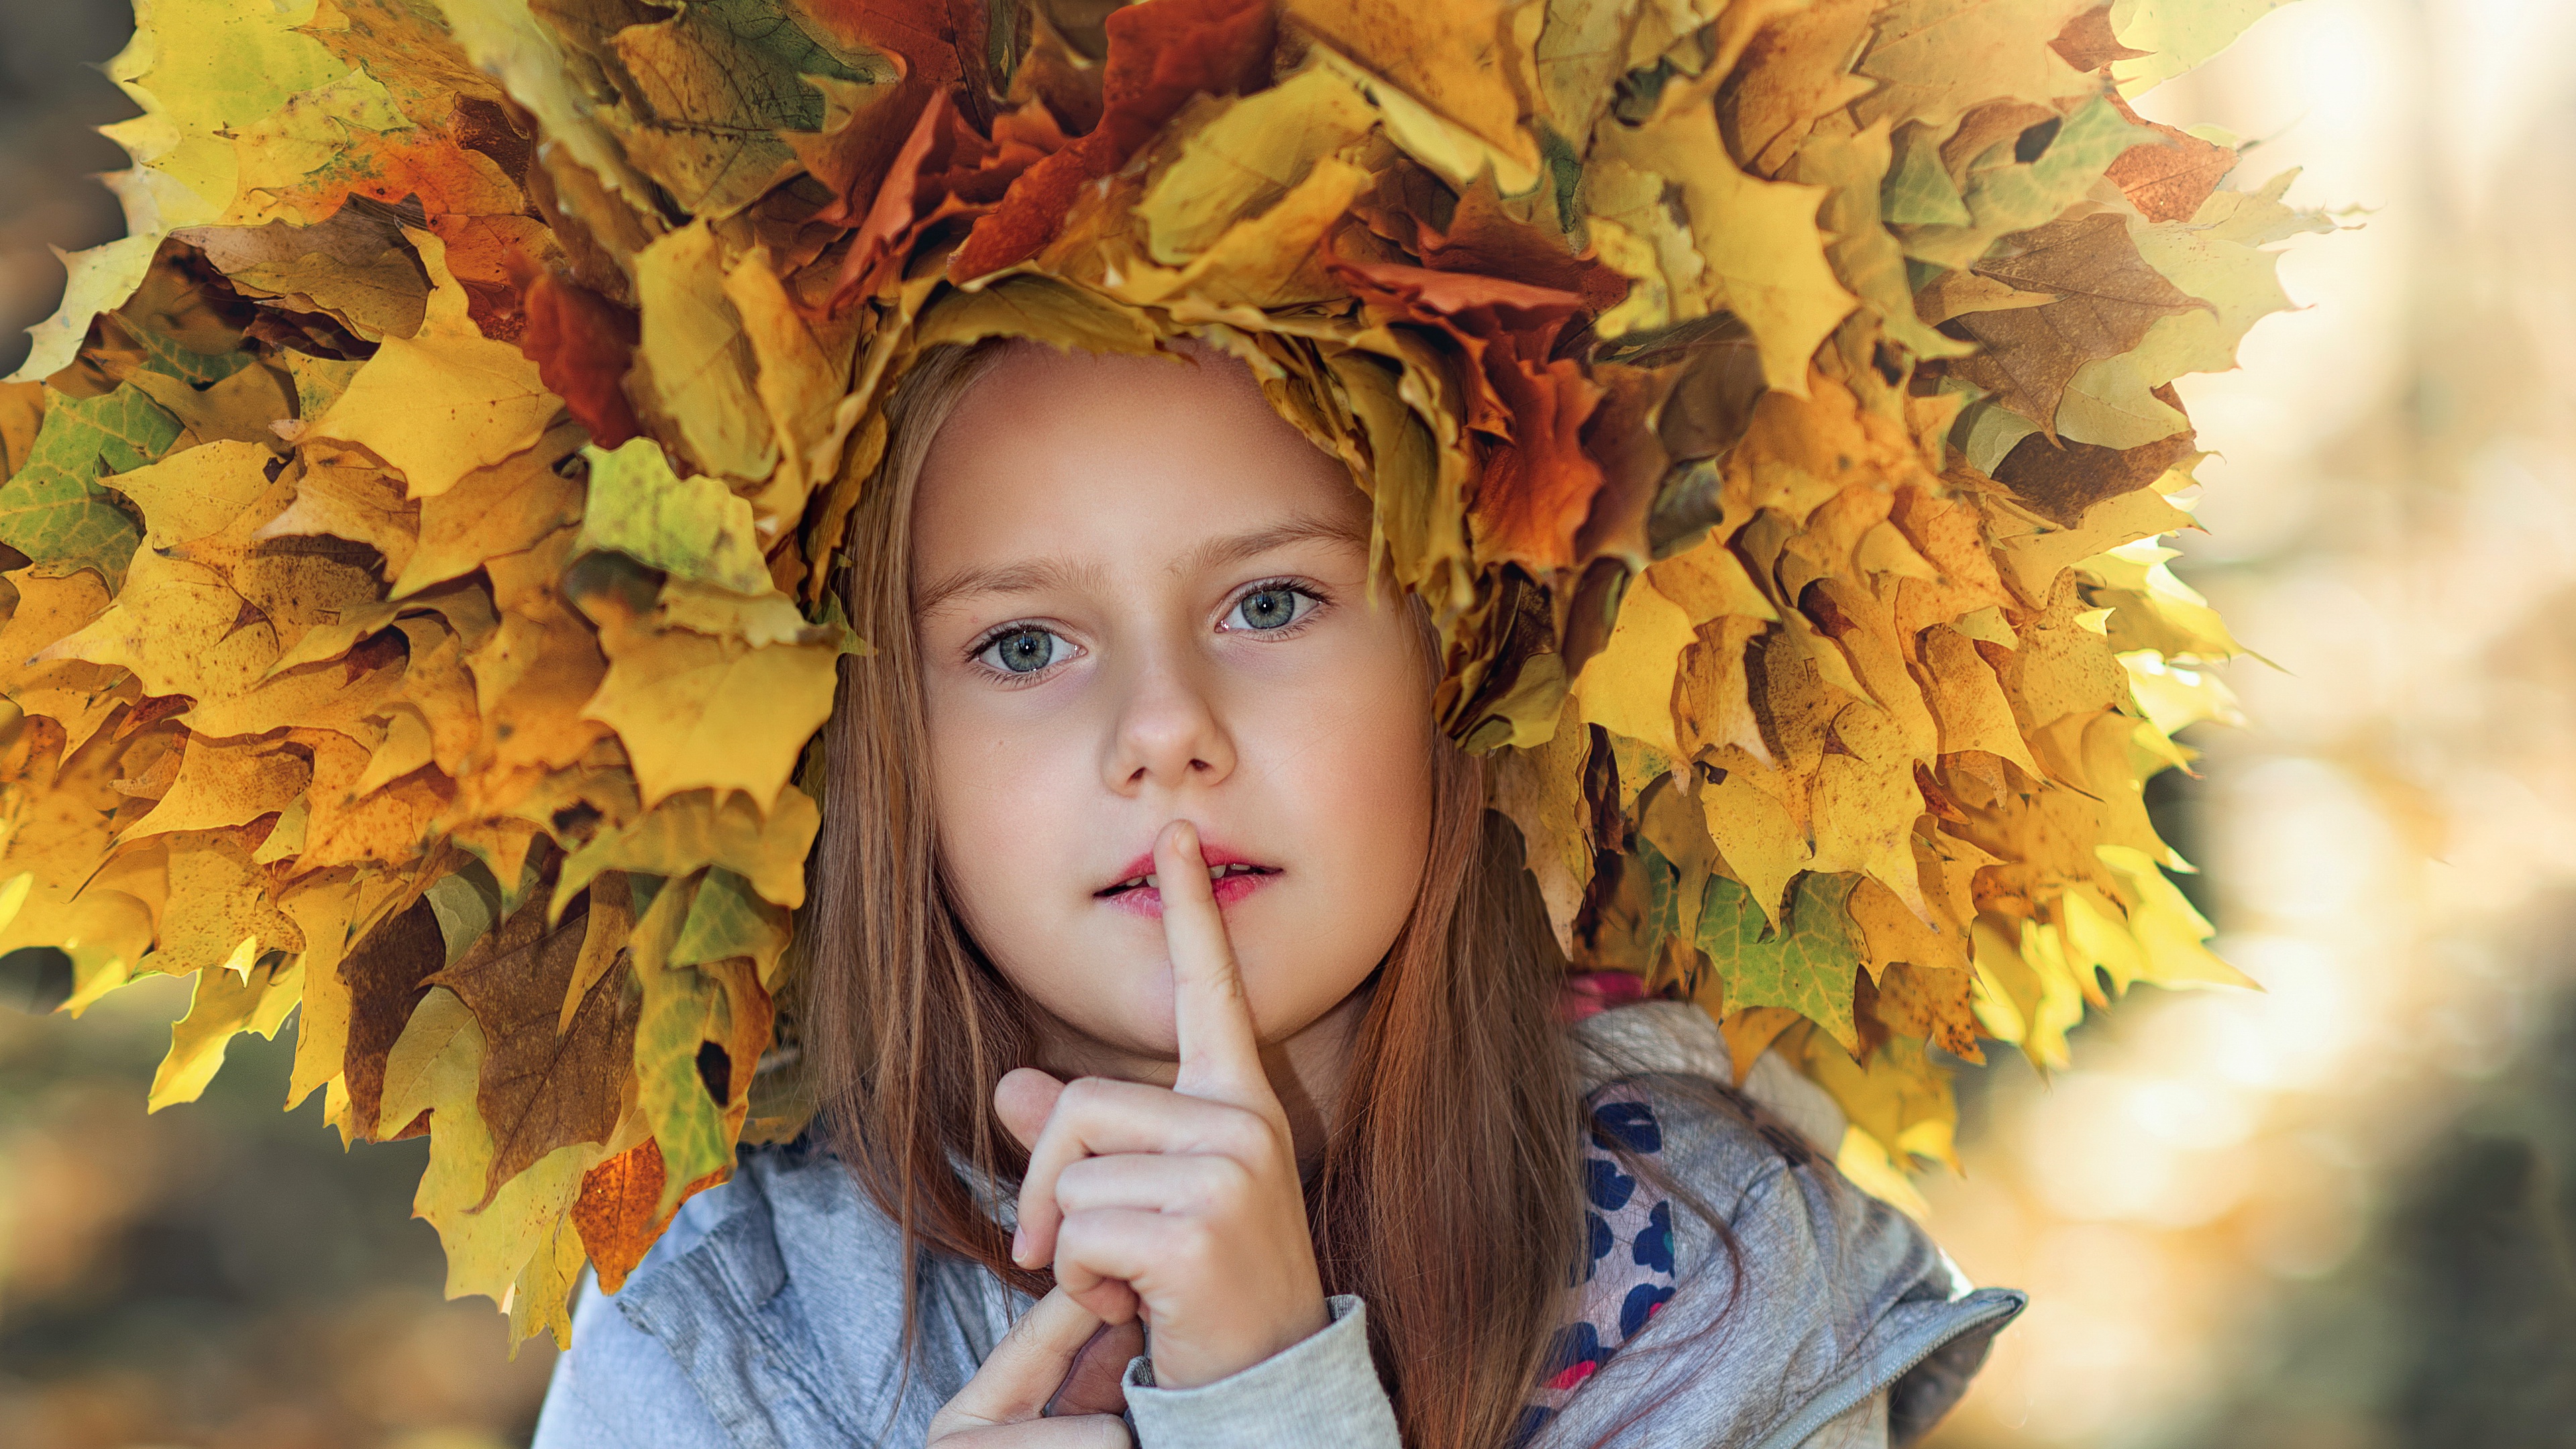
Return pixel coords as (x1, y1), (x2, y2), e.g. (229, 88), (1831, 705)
(979, 627), (1064, 674)
(1225, 586), (1316, 633)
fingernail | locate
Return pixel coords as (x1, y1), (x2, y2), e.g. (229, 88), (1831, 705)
(1174, 820), (1199, 861)
(1011, 1226), (1028, 1263)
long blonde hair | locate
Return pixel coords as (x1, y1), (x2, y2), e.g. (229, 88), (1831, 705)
(800, 339), (1582, 1449)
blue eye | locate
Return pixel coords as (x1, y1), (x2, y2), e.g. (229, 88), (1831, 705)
(980, 627), (1063, 674)
(1226, 586), (1314, 632)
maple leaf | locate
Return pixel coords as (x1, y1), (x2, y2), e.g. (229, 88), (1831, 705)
(150, 953), (308, 1111)
(1284, 0), (1540, 175)
(553, 786), (822, 917)
(955, 0), (1276, 278)
(2106, 0), (2306, 97)
(427, 890), (639, 1205)
(2055, 170), (2334, 447)
(2103, 105), (2237, 221)
(0, 387), (180, 583)
(669, 867), (794, 987)
(610, 0), (893, 217)
(1699, 872), (1868, 1054)
(518, 270), (643, 447)
(1574, 574), (1695, 757)
(634, 220), (779, 484)
(1138, 66), (1379, 266)
(1724, 0), (1882, 176)
(123, 735), (314, 840)
(392, 423), (587, 598)
(186, 218), (435, 343)
(582, 616), (841, 812)
(576, 439), (773, 594)
(1942, 213), (2210, 433)
(572, 1136), (731, 1292)
(109, 439), (281, 554)
(1590, 103), (1859, 395)
(1790, 121), (1975, 362)
(308, 230), (564, 498)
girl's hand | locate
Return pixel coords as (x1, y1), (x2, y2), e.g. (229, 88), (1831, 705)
(997, 820), (1332, 1391)
(926, 1288), (1134, 1448)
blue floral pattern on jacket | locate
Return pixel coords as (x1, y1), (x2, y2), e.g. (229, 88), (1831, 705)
(1515, 1085), (1678, 1446)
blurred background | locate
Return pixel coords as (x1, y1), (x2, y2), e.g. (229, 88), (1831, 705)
(2, 0), (2571, 1446)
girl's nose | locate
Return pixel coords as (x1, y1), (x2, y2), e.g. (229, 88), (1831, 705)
(1102, 652), (1237, 795)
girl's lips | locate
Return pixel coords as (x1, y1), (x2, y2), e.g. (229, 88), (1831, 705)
(1095, 846), (1280, 918)
(1098, 867), (1277, 918)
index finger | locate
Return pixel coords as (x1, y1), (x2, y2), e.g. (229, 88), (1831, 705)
(932, 1289), (1106, 1432)
(1156, 820), (1271, 1108)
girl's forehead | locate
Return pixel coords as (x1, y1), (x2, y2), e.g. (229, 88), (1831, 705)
(912, 343), (1367, 563)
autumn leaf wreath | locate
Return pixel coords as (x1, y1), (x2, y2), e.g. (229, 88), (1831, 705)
(0, 0), (2325, 1343)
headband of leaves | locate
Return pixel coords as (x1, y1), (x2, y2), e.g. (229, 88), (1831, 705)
(0, 0), (2326, 1344)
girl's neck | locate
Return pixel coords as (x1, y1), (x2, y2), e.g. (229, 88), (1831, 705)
(1031, 984), (1375, 1179)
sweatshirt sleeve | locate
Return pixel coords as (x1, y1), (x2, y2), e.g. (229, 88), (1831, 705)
(1121, 1294), (1403, 1449)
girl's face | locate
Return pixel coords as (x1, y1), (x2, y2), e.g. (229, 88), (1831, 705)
(911, 343), (1436, 1079)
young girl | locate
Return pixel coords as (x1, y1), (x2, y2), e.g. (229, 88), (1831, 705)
(529, 337), (2021, 1449)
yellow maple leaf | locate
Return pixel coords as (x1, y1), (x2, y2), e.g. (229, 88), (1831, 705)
(1593, 104), (1858, 394)
(581, 616), (839, 814)
(306, 229), (561, 498)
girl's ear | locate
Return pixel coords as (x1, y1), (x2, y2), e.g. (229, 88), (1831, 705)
(995, 1065), (1069, 1150)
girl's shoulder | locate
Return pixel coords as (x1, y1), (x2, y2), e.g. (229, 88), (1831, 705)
(532, 1135), (1016, 1449)
(1542, 1002), (2024, 1449)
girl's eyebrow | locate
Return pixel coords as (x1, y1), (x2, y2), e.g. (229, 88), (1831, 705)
(915, 556), (1102, 617)
(915, 511), (1365, 616)
(1171, 511), (1367, 577)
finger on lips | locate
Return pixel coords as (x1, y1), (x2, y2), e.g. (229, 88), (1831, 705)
(1005, 820), (1288, 1281)
(1157, 822), (1273, 1110)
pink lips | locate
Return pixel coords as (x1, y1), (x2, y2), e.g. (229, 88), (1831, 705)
(1095, 841), (1279, 919)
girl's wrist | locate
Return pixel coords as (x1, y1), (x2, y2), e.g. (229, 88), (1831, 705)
(1152, 1289), (1333, 1389)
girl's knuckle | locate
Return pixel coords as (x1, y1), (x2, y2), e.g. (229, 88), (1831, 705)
(1216, 1108), (1277, 1162)
(1171, 1216), (1220, 1269)
(1200, 1154), (1255, 1210)
(1057, 1076), (1107, 1115)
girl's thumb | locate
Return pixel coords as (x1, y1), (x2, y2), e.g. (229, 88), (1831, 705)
(995, 1065), (1067, 1151)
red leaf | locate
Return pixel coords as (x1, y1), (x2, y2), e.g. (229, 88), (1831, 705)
(818, 93), (1067, 313)
(571, 1138), (730, 1293)
(951, 0), (1275, 281)
(1416, 182), (1630, 316)
(2048, 5), (2149, 72)
(1332, 258), (1606, 573)
(2104, 96), (2238, 223)
(802, 0), (985, 98)
(517, 270), (643, 447)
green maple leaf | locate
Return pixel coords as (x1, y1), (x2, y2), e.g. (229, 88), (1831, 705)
(1697, 871), (1867, 1053)
(577, 437), (774, 594)
(131, 325), (254, 387)
(0, 383), (180, 584)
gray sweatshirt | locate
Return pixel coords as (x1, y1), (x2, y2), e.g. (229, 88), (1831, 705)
(530, 1004), (2022, 1449)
